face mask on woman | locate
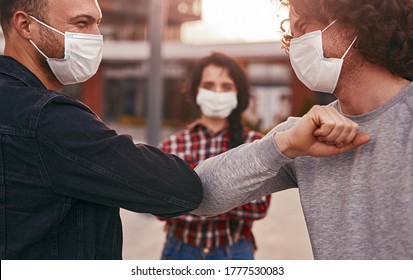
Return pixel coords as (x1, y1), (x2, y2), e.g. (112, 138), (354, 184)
(196, 88), (238, 119)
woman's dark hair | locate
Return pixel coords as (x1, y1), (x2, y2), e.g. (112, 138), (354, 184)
(280, 0), (413, 80)
(189, 52), (251, 148)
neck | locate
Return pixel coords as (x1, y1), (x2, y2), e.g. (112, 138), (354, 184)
(199, 115), (229, 133)
(5, 41), (63, 91)
(334, 61), (410, 115)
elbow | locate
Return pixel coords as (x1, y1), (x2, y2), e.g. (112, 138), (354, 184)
(191, 202), (229, 217)
(155, 188), (203, 219)
(191, 208), (216, 217)
(151, 169), (204, 219)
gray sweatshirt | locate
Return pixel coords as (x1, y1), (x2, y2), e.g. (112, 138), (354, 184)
(193, 82), (413, 259)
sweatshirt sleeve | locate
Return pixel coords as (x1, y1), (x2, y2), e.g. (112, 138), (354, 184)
(192, 129), (295, 216)
(36, 97), (203, 218)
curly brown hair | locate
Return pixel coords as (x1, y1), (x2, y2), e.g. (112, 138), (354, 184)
(280, 0), (413, 80)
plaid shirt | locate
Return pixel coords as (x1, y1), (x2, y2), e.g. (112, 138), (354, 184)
(159, 121), (271, 249)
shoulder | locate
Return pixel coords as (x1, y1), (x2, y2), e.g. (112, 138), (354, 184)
(45, 92), (94, 113)
(33, 92), (111, 144)
(404, 82), (413, 107)
(36, 92), (98, 133)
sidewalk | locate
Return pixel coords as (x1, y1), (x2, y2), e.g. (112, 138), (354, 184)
(110, 122), (314, 260)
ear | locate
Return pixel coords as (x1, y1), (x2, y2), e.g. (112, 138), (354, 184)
(11, 11), (34, 39)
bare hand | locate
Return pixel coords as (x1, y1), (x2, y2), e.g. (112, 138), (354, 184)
(274, 105), (371, 158)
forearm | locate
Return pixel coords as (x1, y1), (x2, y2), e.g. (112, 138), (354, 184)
(193, 135), (292, 216)
(38, 101), (203, 218)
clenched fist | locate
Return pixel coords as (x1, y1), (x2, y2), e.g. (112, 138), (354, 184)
(274, 105), (371, 158)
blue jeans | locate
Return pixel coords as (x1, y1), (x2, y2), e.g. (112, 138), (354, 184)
(161, 235), (255, 260)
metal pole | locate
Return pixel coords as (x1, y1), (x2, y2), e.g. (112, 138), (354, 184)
(146, 0), (164, 146)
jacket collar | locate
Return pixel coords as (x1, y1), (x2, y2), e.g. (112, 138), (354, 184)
(0, 55), (46, 89)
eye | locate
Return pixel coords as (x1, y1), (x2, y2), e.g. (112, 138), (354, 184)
(222, 83), (235, 92)
(78, 21), (87, 26)
(201, 82), (215, 91)
(71, 16), (96, 29)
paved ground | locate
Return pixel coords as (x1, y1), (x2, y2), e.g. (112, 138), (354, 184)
(121, 190), (313, 260)
(110, 123), (314, 260)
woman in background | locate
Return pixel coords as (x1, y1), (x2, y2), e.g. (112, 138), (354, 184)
(159, 52), (271, 260)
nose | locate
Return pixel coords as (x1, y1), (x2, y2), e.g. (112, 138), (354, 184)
(91, 25), (101, 35)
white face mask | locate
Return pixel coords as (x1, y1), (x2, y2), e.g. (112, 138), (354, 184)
(196, 88), (238, 119)
(29, 16), (103, 85)
(289, 20), (357, 93)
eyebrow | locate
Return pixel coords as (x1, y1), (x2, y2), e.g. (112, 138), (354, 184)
(68, 14), (101, 24)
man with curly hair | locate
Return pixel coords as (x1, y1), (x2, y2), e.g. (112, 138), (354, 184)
(193, 0), (413, 259)
(0, 0), (203, 259)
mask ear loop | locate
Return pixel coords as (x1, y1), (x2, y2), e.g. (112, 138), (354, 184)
(29, 40), (49, 59)
(322, 19), (338, 33)
(341, 36), (358, 59)
(321, 19), (358, 59)
(29, 16), (65, 36)
(29, 15), (66, 60)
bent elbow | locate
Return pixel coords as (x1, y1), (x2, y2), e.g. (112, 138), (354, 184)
(191, 202), (229, 217)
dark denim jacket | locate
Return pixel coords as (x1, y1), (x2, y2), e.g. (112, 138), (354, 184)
(0, 56), (203, 259)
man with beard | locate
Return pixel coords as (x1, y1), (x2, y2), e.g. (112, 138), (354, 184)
(0, 0), (203, 259)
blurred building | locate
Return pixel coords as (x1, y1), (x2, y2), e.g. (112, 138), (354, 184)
(64, 0), (205, 125)
(98, 0), (202, 41)
(74, 0), (312, 131)
(0, 0), (314, 133)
